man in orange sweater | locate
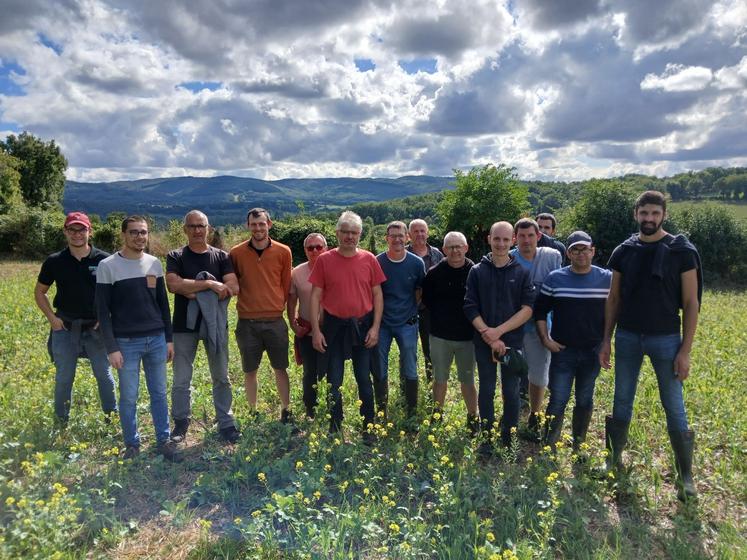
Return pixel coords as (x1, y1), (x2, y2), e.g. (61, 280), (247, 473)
(230, 208), (294, 423)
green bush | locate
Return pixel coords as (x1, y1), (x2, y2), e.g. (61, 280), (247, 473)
(0, 207), (65, 257)
(669, 204), (747, 286)
(272, 216), (339, 265)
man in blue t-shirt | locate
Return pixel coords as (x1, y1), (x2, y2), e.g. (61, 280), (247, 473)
(533, 231), (611, 451)
(374, 221), (426, 424)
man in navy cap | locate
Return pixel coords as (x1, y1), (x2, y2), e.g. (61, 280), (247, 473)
(35, 212), (117, 425)
(533, 231), (611, 450)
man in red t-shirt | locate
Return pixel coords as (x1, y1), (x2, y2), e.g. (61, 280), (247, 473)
(309, 211), (386, 436)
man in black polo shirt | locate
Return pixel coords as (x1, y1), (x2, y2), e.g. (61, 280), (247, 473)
(166, 210), (240, 444)
(34, 212), (117, 424)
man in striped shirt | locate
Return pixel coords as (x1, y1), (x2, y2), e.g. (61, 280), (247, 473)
(533, 231), (611, 450)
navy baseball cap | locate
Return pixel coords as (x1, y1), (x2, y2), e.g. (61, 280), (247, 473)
(567, 231), (592, 249)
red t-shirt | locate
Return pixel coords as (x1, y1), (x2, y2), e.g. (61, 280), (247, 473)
(308, 248), (386, 318)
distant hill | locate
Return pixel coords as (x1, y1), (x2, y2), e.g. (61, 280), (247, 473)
(64, 175), (453, 224)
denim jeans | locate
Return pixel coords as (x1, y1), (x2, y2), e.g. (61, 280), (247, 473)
(375, 322), (419, 383)
(612, 328), (689, 432)
(116, 334), (170, 447)
(546, 346), (601, 417)
(51, 328), (117, 420)
(474, 340), (521, 439)
(171, 331), (235, 430)
(323, 314), (375, 430)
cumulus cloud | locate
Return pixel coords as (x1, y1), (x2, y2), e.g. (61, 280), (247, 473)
(641, 63), (713, 92)
(0, 0), (745, 183)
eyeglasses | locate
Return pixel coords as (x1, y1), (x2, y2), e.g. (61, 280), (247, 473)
(569, 246), (591, 255)
(65, 227), (88, 234)
(126, 229), (149, 237)
(186, 224), (208, 230)
(305, 245), (325, 252)
(339, 229), (361, 236)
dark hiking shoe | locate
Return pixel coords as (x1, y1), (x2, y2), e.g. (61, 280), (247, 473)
(170, 418), (190, 443)
(219, 426), (241, 444)
(123, 445), (140, 460)
(157, 439), (183, 463)
(519, 413), (542, 443)
(281, 409), (300, 435)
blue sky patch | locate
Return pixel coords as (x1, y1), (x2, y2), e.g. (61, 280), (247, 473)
(0, 120), (20, 132)
(38, 33), (63, 55)
(355, 58), (376, 72)
(399, 58), (437, 74)
(179, 81), (222, 92)
(0, 62), (26, 96)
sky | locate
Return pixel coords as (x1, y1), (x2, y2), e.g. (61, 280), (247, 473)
(0, 0), (746, 183)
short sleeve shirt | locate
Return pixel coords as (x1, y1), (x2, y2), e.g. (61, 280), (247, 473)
(608, 234), (697, 334)
(309, 249), (386, 319)
(37, 246), (110, 320)
(377, 252), (426, 327)
(166, 245), (234, 332)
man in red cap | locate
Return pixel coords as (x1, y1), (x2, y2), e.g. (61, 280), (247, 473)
(35, 212), (117, 425)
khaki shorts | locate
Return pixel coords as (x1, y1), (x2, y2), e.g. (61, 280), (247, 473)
(235, 318), (289, 372)
(430, 335), (475, 384)
(523, 329), (551, 387)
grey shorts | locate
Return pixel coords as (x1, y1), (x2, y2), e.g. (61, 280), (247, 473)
(235, 318), (289, 372)
(429, 335), (475, 384)
(523, 329), (551, 387)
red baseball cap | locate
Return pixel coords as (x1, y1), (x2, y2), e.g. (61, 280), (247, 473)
(64, 212), (91, 229)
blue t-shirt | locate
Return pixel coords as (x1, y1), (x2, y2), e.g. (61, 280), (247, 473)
(377, 252), (426, 327)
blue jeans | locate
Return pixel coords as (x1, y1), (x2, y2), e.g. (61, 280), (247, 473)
(51, 328), (117, 420)
(474, 340), (521, 440)
(116, 334), (170, 447)
(375, 322), (419, 383)
(546, 346), (600, 417)
(612, 328), (689, 432)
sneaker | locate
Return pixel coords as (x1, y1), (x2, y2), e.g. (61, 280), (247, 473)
(170, 418), (190, 443)
(123, 445), (140, 460)
(157, 439), (183, 463)
(218, 426), (241, 444)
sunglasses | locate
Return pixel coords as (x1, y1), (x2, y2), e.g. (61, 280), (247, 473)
(305, 245), (325, 252)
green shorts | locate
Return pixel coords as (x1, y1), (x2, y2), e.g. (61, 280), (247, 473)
(429, 335), (475, 384)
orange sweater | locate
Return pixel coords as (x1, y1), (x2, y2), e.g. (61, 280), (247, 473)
(229, 239), (292, 319)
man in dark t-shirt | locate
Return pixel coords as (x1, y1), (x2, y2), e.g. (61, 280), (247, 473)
(34, 212), (117, 424)
(421, 231), (477, 434)
(599, 191), (701, 501)
(166, 210), (240, 444)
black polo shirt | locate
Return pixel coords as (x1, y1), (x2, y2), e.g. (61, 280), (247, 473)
(37, 246), (110, 320)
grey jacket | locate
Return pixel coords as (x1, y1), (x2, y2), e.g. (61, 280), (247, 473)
(186, 271), (229, 354)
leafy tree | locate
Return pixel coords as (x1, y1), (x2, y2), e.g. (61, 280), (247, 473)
(560, 180), (638, 266)
(0, 151), (23, 213)
(437, 164), (530, 259)
(436, 164), (529, 257)
(0, 132), (68, 208)
(271, 216), (338, 265)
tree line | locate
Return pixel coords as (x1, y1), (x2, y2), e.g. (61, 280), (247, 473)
(2, 132), (746, 286)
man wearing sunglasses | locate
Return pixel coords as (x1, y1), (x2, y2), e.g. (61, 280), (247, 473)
(166, 210), (240, 444)
(35, 211), (117, 426)
(96, 216), (179, 461)
(288, 233), (328, 418)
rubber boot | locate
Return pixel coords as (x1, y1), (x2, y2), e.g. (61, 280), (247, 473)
(542, 411), (565, 451)
(373, 378), (388, 420)
(669, 430), (697, 501)
(605, 415), (629, 471)
(571, 406), (593, 450)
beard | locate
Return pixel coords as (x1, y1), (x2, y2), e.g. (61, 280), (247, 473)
(639, 220), (662, 235)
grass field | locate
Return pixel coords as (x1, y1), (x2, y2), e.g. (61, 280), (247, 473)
(0, 262), (745, 559)
(671, 200), (747, 222)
